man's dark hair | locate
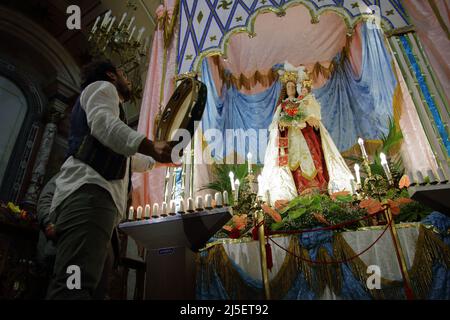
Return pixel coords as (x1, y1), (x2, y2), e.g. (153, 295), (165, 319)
(81, 59), (117, 89)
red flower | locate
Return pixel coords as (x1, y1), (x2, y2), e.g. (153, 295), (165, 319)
(229, 228), (241, 239)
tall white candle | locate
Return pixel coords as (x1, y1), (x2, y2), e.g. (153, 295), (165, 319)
(118, 12), (127, 28)
(247, 152), (252, 173)
(102, 10), (111, 27)
(92, 16), (101, 33)
(257, 175), (262, 195)
(128, 26), (136, 41)
(196, 196), (204, 211)
(136, 27), (145, 43)
(136, 206), (143, 220)
(127, 16), (135, 31)
(235, 179), (240, 203)
(187, 197), (195, 212)
(223, 191), (229, 206)
(169, 200), (176, 215)
(229, 172), (235, 191)
(161, 202), (168, 216)
(205, 194), (212, 209)
(128, 206), (134, 221)
(380, 152), (392, 182)
(350, 178), (356, 195)
(358, 137), (368, 159)
(354, 163), (361, 185)
(106, 16), (116, 33)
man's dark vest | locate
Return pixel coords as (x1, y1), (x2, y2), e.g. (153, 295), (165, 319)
(66, 97), (128, 181)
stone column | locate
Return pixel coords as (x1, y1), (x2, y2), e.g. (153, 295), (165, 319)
(22, 97), (67, 207)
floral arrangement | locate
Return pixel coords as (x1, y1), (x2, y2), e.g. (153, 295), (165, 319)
(0, 201), (38, 227)
(279, 98), (305, 123)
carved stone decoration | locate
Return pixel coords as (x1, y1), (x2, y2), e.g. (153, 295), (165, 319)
(22, 122), (58, 207)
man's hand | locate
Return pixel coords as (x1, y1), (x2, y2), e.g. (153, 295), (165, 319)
(44, 223), (57, 240)
(139, 139), (174, 163)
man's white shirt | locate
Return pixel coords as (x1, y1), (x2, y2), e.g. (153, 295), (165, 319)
(50, 81), (154, 219)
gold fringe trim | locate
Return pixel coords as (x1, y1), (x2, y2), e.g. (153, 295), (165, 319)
(198, 225), (450, 299)
(197, 244), (263, 299)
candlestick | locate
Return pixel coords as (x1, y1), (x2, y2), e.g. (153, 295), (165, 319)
(144, 204), (151, 219)
(128, 206), (134, 221)
(214, 192), (223, 207)
(235, 179), (240, 203)
(358, 137), (368, 159)
(187, 197), (195, 212)
(354, 163), (361, 185)
(152, 203), (159, 218)
(118, 13), (127, 28)
(136, 206), (143, 220)
(247, 152), (253, 173)
(229, 172), (235, 191)
(223, 191), (229, 206)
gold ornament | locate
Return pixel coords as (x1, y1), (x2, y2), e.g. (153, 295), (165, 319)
(280, 71), (298, 85)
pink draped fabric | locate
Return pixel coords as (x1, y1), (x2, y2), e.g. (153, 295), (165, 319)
(392, 53), (439, 173)
(403, 0), (450, 102)
(132, 0), (178, 208)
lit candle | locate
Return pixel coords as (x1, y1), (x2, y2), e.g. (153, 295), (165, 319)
(358, 137), (368, 159)
(136, 27), (145, 43)
(106, 16), (116, 33)
(205, 194), (212, 209)
(354, 163), (361, 185)
(380, 152), (392, 183)
(178, 199), (185, 214)
(91, 16), (101, 33)
(152, 203), (159, 218)
(128, 26), (136, 42)
(247, 152), (253, 173)
(235, 179), (240, 203)
(187, 197), (195, 212)
(223, 191), (229, 206)
(136, 206), (143, 220)
(128, 206), (134, 221)
(229, 172), (235, 191)
(127, 16), (135, 31)
(118, 13), (127, 28)
(214, 192), (223, 207)
(144, 204), (151, 219)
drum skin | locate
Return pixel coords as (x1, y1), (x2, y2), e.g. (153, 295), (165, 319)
(156, 78), (207, 143)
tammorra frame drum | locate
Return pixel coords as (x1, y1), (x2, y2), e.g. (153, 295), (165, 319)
(155, 77), (207, 144)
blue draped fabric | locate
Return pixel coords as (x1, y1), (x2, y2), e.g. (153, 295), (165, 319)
(314, 24), (396, 151)
(196, 217), (450, 300)
(201, 59), (281, 163)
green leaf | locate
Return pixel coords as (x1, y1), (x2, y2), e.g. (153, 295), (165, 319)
(335, 194), (353, 203)
(271, 221), (285, 231)
(289, 208), (307, 220)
